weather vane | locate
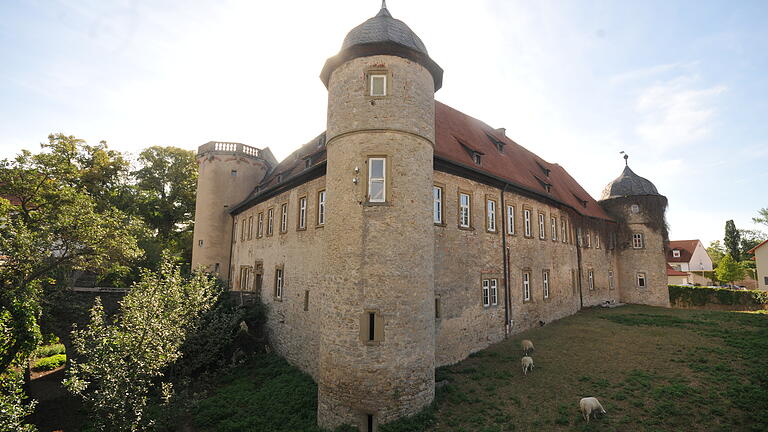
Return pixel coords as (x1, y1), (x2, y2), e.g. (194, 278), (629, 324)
(619, 151), (628, 166)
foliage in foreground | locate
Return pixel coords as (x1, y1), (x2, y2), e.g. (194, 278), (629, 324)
(65, 256), (218, 432)
(0, 372), (37, 432)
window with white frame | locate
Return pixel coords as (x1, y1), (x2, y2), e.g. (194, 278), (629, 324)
(369, 73), (387, 97)
(588, 269), (594, 290)
(239, 266), (250, 291)
(586, 232), (591, 248)
(637, 272), (646, 288)
(240, 218), (246, 241)
(538, 213), (546, 239)
(489, 279), (498, 305)
(562, 219), (568, 243)
(487, 199), (497, 232)
(267, 208), (274, 236)
(577, 227), (583, 246)
(247, 216), (253, 240)
(507, 205), (515, 235)
(523, 272), (531, 301)
(543, 270), (550, 299)
(274, 267), (284, 299)
(609, 270), (615, 290)
(257, 213), (264, 237)
(672, 249), (680, 258)
(482, 279), (493, 307)
(524, 209), (532, 237)
(298, 197), (307, 229)
(459, 193), (471, 228)
(280, 203), (288, 233)
(368, 158), (386, 202)
(596, 233), (600, 249)
(317, 190), (326, 225)
(433, 186), (443, 224)
(632, 233), (644, 249)
(551, 217), (557, 241)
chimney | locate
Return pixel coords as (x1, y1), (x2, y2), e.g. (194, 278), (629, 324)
(495, 127), (506, 137)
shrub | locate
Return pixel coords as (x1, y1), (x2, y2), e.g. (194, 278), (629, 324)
(32, 354), (66, 371)
(0, 371), (37, 432)
(669, 285), (768, 307)
(33, 343), (65, 358)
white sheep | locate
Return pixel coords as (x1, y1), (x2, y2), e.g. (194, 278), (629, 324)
(521, 356), (534, 375)
(521, 339), (534, 355)
(579, 397), (606, 422)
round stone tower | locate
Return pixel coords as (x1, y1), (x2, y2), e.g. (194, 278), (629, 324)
(317, 5), (443, 430)
(191, 142), (273, 281)
(598, 156), (670, 307)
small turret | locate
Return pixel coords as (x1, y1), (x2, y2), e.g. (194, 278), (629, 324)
(191, 142), (274, 281)
(599, 155), (669, 307)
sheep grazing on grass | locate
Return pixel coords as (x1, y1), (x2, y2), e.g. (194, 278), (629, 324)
(579, 397), (606, 422)
(521, 356), (534, 375)
(521, 339), (534, 355)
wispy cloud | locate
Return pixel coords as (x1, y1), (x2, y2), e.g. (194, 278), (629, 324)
(609, 62), (698, 86)
(634, 75), (726, 150)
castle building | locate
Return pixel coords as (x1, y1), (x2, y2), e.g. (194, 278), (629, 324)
(191, 5), (669, 430)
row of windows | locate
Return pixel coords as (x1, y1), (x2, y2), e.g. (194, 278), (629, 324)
(235, 190), (326, 242)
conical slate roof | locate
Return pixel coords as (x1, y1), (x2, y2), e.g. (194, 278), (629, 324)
(320, 5), (443, 90)
(599, 165), (660, 200)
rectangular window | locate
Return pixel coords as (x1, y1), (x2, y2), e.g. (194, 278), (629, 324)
(507, 205), (515, 235)
(240, 218), (246, 241)
(577, 227), (583, 246)
(433, 186), (443, 224)
(633, 233), (644, 249)
(303, 290), (309, 311)
(637, 272), (646, 288)
(370, 74), (386, 96)
(543, 270), (550, 299)
(298, 196), (307, 230)
(609, 270), (615, 290)
(586, 232), (591, 248)
(596, 233), (601, 249)
(562, 219), (568, 243)
(274, 267), (284, 299)
(486, 199), (497, 232)
(317, 190), (326, 225)
(435, 298), (441, 319)
(588, 270), (594, 290)
(459, 193), (471, 228)
(672, 249), (680, 258)
(482, 279), (490, 307)
(267, 208), (274, 236)
(538, 213), (545, 239)
(368, 158), (386, 203)
(524, 209), (531, 237)
(247, 216), (253, 240)
(551, 217), (557, 241)
(280, 203), (288, 233)
(257, 213), (264, 238)
(571, 269), (577, 293)
(523, 272), (531, 301)
(490, 279), (498, 305)
(239, 266), (250, 291)
(233, 221), (237, 243)
(368, 312), (376, 341)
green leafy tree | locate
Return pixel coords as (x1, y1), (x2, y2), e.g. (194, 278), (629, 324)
(65, 256), (218, 432)
(739, 229), (767, 260)
(753, 207), (768, 227)
(0, 371), (37, 432)
(706, 240), (726, 269)
(724, 220), (741, 262)
(715, 254), (745, 285)
(0, 135), (142, 371)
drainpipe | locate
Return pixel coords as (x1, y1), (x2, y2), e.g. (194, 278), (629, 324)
(576, 225), (584, 309)
(500, 183), (511, 335)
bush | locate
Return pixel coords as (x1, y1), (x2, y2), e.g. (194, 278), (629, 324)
(669, 285), (768, 307)
(32, 354), (66, 371)
(0, 371), (37, 431)
(33, 343), (65, 358)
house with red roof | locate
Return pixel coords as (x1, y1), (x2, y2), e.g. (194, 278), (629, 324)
(666, 239), (713, 285)
(748, 239), (768, 290)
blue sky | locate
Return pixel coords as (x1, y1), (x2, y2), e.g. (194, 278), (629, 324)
(0, 0), (766, 244)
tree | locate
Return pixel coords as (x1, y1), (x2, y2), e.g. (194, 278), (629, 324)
(65, 257), (217, 432)
(706, 240), (726, 269)
(740, 229), (767, 260)
(724, 220), (741, 262)
(715, 254), (745, 285)
(0, 134), (142, 371)
(754, 207), (768, 228)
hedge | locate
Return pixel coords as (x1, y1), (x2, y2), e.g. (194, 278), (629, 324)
(31, 354), (66, 372)
(668, 285), (768, 307)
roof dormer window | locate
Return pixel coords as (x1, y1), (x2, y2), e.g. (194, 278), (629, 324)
(672, 249), (680, 258)
(473, 153), (482, 165)
(485, 133), (505, 153)
(304, 158), (311, 169)
(276, 174), (283, 184)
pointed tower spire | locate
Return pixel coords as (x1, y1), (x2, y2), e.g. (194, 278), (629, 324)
(381, 0), (387, 9)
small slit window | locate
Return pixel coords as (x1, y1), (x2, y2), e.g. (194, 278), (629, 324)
(543, 270), (550, 299)
(588, 269), (594, 290)
(370, 74), (387, 96)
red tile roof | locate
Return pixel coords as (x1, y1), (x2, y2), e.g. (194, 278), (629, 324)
(240, 102), (615, 221)
(666, 263), (688, 276)
(748, 238), (768, 254)
(667, 240), (700, 263)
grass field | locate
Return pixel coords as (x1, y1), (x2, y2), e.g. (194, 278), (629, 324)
(191, 305), (768, 432)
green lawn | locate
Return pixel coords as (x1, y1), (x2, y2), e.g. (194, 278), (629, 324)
(190, 305), (768, 432)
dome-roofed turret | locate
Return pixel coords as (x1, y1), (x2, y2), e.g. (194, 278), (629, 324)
(320, 2), (443, 90)
(600, 156), (661, 200)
